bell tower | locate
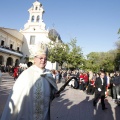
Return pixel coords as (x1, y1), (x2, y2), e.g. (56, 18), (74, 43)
(20, 0), (51, 61)
(20, 0), (46, 32)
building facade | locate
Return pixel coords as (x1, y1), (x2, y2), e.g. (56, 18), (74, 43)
(20, 1), (51, 61)
(0, 28), (23, 67)
(0, 0), (59, 70)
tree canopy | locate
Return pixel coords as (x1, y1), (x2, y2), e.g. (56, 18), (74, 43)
(48, 38), (84, 69)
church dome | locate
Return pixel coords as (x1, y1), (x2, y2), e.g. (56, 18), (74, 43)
(48, 29), (61, 42)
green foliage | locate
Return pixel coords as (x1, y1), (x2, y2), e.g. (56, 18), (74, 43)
(115, 40), (120, 49)
(66, 38), (84, 69)
(47, 38), (84, 69)
(47, 27), (120, 71)
(85, 51), (116, 72)
(114, 34), (120, 71)
(48, 41), (69, 68)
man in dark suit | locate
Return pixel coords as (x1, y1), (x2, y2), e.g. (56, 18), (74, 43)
(93, 72), (107, 110)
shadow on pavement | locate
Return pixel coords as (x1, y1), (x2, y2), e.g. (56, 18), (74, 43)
(51, 91), (115, 120)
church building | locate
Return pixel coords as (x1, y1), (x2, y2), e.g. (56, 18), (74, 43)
(0, 0), (60, 70)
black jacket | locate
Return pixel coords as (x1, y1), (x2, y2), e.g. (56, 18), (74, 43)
(112, 76), (120, 86)
(95, 77), (107, 95)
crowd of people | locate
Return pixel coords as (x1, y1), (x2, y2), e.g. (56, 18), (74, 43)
(2, 63), (120, 105)
(1, 53), (120, 119)
(1, 62), (120, 109)
(0, 63), (28, 80)
(51, 69), (120, 108)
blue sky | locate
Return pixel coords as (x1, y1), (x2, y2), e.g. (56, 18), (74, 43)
(0, 0), (120, 56)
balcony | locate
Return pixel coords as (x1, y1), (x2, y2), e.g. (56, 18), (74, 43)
(0, 46), (23, 57)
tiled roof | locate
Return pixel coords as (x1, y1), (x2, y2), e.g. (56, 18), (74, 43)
(0, 27), (23, 41)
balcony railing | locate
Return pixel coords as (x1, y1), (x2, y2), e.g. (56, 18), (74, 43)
(0, 46), (23, 57)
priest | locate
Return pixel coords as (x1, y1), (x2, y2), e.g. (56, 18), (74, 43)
(1, 45), (58, 120)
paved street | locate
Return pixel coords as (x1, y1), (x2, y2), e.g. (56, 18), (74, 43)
(0, 73), (120, 120)
(0, 73), (15, 118)
(51, 83), (120, 120)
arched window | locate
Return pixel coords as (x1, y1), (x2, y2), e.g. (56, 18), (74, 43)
(30, 36), (35, 45)
(1, 40), (4, 46)
(6, 57), (13, 66)
(36, 15), (40, 22)
(35, 7), (38, 10)
(10, 44), (13, 49)
(0, 55), (4, 65)
(17, 47), (19, 51)
(15, 59), (19, 67)
(31, 16), (34, 22)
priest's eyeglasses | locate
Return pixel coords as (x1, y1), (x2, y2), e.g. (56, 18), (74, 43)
(35, 56), (47, 61)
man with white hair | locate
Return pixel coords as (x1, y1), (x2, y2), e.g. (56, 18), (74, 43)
(1, 45), (58, 120)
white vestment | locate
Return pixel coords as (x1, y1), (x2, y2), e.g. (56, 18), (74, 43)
(1, 65), (58, 120)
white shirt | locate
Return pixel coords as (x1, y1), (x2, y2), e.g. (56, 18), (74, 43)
(101, 78), (103, 85)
